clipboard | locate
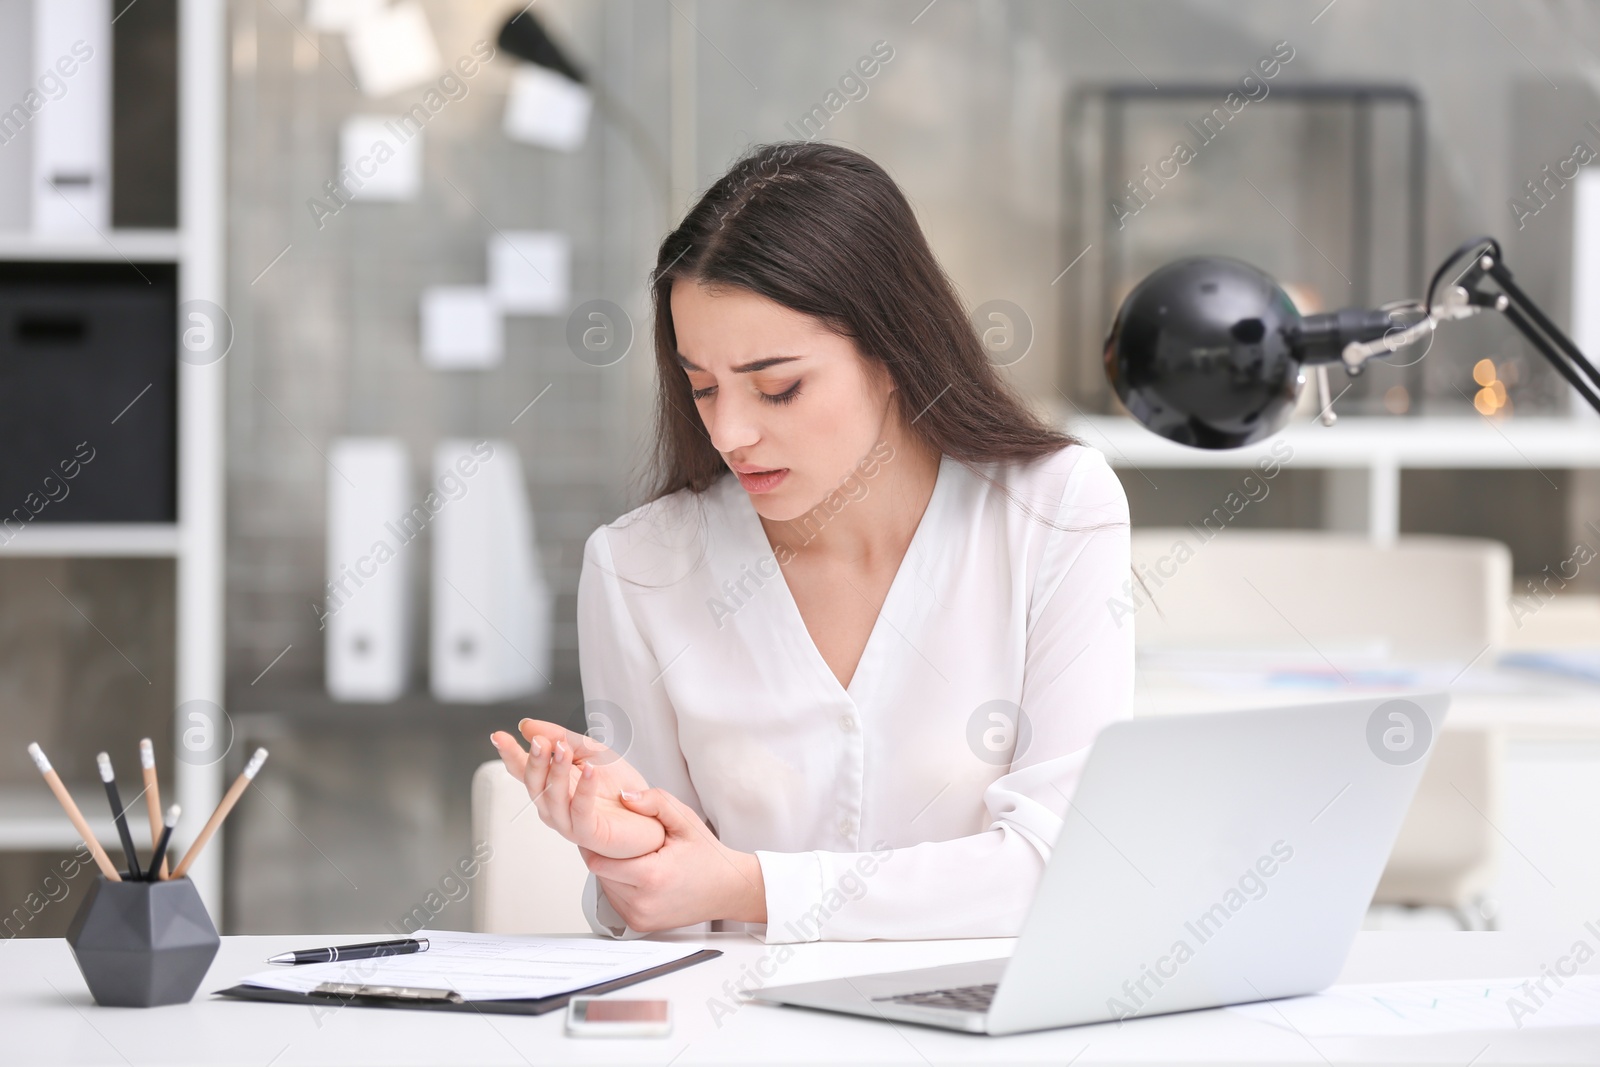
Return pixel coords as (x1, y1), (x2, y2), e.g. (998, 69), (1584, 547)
(210, 948), (721, 1016)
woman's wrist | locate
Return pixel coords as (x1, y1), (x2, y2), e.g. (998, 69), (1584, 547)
(724, 849), (767, 924)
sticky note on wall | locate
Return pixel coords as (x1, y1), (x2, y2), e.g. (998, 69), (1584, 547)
(421, 287), (503, 369)
(339, 116), (423, 201)
(504, 65), (593, 152)
(345, 0), (443, 98)
(489, 231), (570, 316)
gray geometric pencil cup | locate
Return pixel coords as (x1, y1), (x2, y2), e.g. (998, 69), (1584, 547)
(65, 875), (221, 1007)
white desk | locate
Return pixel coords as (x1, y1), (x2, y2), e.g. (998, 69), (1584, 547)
(1134, 666), (1600, 740)
(5, 930), (1597, 1064)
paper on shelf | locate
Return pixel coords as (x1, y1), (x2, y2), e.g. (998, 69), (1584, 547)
(238, 930), (704, 1002)
(1228, 976), (1600, 1036)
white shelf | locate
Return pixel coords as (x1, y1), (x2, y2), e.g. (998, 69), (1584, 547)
(0, 229), (182, 263)
(0, 785), (121, 851)
(0, 524), (180, 557)
(1067, 413), (1600, 543)
(1066, 414), (1600, 468)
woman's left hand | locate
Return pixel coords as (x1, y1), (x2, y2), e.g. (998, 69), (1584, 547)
(581, 788), (768, 932)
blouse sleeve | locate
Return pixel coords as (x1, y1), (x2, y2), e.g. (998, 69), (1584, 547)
(575, 523), (711, 940)
(751, 450), (1135, 943)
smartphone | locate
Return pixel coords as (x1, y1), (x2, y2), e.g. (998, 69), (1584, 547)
(564, 997), (672, 1038)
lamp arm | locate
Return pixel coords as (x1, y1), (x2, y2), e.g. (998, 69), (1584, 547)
(1477, 253), (1600, 415)
(1324, 238), (1600, 416)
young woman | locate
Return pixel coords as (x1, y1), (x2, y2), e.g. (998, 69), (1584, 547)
(489, 141), (1133, 944)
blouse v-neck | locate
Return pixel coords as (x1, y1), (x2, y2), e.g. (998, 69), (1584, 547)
(731, 452), (955, 706)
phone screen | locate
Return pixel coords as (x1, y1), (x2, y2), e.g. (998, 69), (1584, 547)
(576, 999), (669, 1023)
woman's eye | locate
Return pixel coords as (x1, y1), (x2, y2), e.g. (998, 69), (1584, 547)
(762, 382), (802, 406)
(689, 381), (803, 405)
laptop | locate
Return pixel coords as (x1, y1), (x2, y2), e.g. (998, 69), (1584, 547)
(753, 691), (1449, 1036)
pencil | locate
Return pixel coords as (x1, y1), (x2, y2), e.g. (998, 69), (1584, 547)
(172, 747), (268, 880)
(97, 752), (142, 880)
(148, 804), (180, 881)
(139, 739), (169, 880)
(27, 743), (121, 881)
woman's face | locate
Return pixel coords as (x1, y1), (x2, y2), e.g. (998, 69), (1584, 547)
(671, 278), (895, 522)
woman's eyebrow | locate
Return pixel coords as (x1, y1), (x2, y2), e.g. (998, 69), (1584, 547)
(676, 353), (805, 374)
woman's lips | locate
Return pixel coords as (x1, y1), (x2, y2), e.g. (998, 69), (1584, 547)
(734, 467), (789, 494)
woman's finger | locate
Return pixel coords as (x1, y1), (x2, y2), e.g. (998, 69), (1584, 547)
(524, 738), (569, 835)
(519, 717), (622, 768)
(619, 787), (699, 841)
(568, 763), (604, 844)
(535, 739), (575, 837)
(490, 731), (528, 779)
(585, 851), (649, 887)
(562, 729), (621, 766)
(518, 719), (572, 752)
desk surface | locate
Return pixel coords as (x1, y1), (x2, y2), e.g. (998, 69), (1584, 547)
(1134, 667), (1600, 740)
(5, 930), (1597, 1065)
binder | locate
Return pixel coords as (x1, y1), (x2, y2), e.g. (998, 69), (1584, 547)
(210, 948), (721, 1016)
(32, 0), (112, 235)
(325, 438), (414, 702)
(430, 439), (553, 702)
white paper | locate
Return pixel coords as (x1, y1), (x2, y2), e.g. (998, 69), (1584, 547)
(489, 230), (570, 315)
(503, 64), (592, 151)
(239, 931), (704, 1002)
(421, 287), (503, 369)
(1228, 976), (1600, 1036)
(340, 116), (423, 201)
(345, 0), (443, 99)
(306, 0), (384, 33)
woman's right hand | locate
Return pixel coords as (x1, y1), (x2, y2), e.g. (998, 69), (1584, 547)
(490, 719), (667, 859)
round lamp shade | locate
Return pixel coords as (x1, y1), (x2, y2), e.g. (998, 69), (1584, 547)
(1102, 256), (1306, 449)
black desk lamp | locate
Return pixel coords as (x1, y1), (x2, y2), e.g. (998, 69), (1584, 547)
(1103, 236), (1600, 449)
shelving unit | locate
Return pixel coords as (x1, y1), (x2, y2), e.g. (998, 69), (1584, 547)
(0, 786), (123, 851)
(0, 1), (227, 917)
(0, 230), (183, 262)
(0, 525), (182, 557)
(1065, 413), (1600, 542)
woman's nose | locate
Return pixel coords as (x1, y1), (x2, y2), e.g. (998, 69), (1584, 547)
(703, 394), (760, 454)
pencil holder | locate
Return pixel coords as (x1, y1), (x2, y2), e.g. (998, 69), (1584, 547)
(65, 875), (220, 1007)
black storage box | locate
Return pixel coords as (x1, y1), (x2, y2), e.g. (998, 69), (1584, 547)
(0, 263), (178, 524)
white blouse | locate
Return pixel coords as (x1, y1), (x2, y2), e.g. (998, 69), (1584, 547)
(574, 441), (1134, 943)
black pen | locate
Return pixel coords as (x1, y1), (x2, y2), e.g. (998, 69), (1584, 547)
(97, 752), (142, 881)
(267, 937), (430, 965)
(147, 803), (180, 881)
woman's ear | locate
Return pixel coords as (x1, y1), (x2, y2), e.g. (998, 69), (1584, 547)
(861, 352), (895, 396)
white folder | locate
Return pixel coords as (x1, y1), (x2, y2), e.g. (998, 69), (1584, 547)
(325, 438), (415, 702)
(32, 0), (110, 235)
(430, 440), (552, 703)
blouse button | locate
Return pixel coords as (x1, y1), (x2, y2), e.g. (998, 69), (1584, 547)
(839, 715), (855, 732)
(838, 817), (855, 837)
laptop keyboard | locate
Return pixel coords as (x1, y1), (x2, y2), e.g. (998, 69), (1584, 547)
(875, 982), (997, 1013)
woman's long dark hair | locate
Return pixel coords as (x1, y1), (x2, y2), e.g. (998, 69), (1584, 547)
(641, 140), (1082, 505)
